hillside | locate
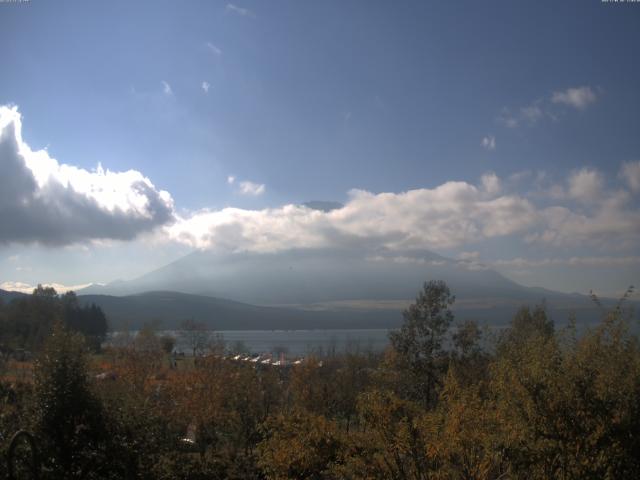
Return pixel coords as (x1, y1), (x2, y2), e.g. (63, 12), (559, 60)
(0, 288), (27, 304)
(77, 291), (403, 331)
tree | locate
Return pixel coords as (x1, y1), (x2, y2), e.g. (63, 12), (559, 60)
(32, 323), (109, 479)
(180, 319), (209, 357)
(450, 319), (488, 388)
(490, 298), (640, 478)
(159, 335), (176, 354)
(0, 288), (109, 352)
(6, 285), (62, 349)
(388, 280), (455, 407)
(452, 320), (482, 358)
(333, 389), (433, 480)
(258, 410), (344, 480)
(61, 291), (108, 352)
(497, 304), (554, 358)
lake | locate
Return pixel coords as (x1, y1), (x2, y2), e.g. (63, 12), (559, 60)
(214, 329), (393, 356)
(113, 329), (394, 356)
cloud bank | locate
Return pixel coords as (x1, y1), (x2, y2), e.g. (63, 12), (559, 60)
(169, 166), (640, 254)
(2, 105), (638, 259)
(0, 106), (174, 246)
(168, 165), (640, 252)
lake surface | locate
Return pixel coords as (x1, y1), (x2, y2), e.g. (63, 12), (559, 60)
(113, 329), (394, 356)
(214, 329), (392, 356)
(110, 319), (610, 357)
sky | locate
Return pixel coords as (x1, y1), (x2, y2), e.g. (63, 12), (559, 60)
(0, 0), (639, 297)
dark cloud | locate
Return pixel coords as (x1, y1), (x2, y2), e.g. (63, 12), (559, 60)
(0, 107), (174, 246)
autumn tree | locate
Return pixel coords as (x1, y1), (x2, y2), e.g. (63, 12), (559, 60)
(258, 410), (344, 480)
(333, 389), (434, 480)
(491, 300), (640, 478)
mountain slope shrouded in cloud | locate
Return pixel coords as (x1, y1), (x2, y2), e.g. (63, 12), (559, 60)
(75, 289), (614, 331)
(80, 247), (516, 302)
(77, 247), (623, 330)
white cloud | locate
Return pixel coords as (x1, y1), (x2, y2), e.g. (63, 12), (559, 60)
(167, 166), (640, 254)
(202, 81), (211, 94)
(458, 251), (480, 261)
(481, 172), (501, 195)
(238, 181), (265, 196)
(0, 281), (95, 294)
(520, 103), (544, 123)
(492, 256), (640, 268)
(567, 168), (604, 203)
(526, 202), (640, 249)
(0, 105), (174, 246)
(500, 85), (596, 128)
(620, 161), (640, 192)
(551, 86), (597, 110)
(162, 80), (173, 95)
(168, 174), (539, 252)
(226, 175), (265, 196)
(4, 105), (637, 262)
(500, 102), (545, 127)
(481, 135), (496, 150)
(206, 42), (222, 56)
(366, 255), (448, 267)
(498, 108), (519, 128)
(226, 3), (254, 17)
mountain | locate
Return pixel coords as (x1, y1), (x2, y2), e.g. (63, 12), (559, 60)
(78, 247), (621, 328)
(78, 291), (402, 331)
(0, 288), (27, 303)
(80, 248), (524, 302)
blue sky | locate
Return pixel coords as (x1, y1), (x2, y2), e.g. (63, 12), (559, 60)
(1, 0), (639, 296)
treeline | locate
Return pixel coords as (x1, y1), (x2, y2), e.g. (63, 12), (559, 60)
(0, 285), (108, 352)
(0, 281), (638, 479)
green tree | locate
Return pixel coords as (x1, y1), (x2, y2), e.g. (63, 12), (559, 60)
(388, 280), (455, 407)
(61, 291), (108, 352)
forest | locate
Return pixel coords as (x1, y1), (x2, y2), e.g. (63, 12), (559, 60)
(0, 281), (638, 479)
